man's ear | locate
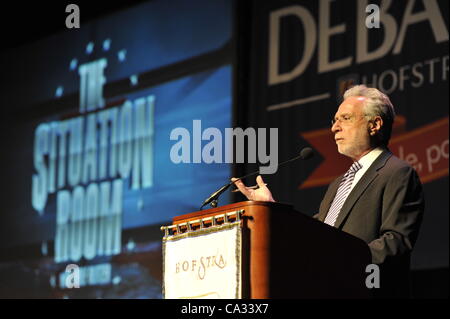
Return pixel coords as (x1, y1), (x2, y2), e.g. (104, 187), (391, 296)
(369, 116), (383, 136)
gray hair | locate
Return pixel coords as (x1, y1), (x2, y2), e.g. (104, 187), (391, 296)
(344, 85), (396, 146)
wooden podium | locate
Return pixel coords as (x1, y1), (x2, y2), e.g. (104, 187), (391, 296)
(162, 201), (372, 299)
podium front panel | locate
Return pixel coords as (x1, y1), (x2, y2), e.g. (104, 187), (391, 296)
(163, 219), (242, 299)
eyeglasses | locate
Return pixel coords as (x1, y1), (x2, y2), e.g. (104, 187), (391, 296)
(331, 114), (368, 127)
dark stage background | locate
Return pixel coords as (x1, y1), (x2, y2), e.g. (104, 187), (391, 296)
(0, 0), (448, 298)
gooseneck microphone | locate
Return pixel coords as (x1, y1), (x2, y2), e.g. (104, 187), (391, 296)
(199, 147), (314, 210)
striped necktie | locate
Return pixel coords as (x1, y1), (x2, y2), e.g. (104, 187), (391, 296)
(324, 161), (362, 226)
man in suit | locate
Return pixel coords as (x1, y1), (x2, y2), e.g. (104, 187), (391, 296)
(232, 85), (425, 298)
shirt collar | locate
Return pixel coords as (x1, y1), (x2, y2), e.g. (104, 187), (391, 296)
(356, 147), (385, 168)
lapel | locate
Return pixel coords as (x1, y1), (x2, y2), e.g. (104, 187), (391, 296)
(333, 150), (392, 229)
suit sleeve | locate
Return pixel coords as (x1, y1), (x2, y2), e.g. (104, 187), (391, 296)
(368, 166), (424, 264)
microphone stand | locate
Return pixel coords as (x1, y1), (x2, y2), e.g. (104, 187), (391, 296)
(199, 148), (313, 210)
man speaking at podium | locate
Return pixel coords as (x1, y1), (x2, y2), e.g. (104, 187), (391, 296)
(232, 85), (425, 298)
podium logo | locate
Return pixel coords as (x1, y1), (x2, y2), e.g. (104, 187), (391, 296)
(175, 254), (227, 280)
(170, 120), (279, 174)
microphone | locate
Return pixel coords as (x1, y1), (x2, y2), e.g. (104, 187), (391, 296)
(199, 147), (314, 210)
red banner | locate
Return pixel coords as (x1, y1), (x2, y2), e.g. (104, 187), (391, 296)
(300, 117), (449, 189)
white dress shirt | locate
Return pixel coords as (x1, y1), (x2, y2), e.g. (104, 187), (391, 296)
(350, 147), (385, 192)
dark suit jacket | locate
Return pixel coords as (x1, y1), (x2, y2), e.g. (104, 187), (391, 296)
(315, 149), (424, 298)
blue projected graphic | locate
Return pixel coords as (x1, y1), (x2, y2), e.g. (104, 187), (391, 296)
(121, 66), (232, 228)
(0, 0), (232, 297)
(0, 0), (231, 247)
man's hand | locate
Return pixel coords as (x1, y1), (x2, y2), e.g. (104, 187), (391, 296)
(231, 175), (275, 202)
